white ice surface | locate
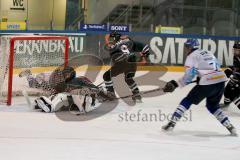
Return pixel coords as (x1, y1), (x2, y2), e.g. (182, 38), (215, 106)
(0, 71), (240, 160)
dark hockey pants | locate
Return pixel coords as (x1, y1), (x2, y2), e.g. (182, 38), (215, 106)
(103, 56), (139, 94)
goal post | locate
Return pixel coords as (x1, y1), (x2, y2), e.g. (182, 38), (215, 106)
(0, 35), (69, 105)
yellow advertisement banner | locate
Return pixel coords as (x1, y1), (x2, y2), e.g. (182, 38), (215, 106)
(155, 25), (183, 34)
(0, 22), (26, 30)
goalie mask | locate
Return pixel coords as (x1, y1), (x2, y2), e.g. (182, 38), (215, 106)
(62, 66), (76, 82)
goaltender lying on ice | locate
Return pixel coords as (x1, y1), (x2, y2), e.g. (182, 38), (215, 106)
(19, 66), (110, 114)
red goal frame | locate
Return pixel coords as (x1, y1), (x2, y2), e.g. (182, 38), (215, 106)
(6, 36), (69, 105)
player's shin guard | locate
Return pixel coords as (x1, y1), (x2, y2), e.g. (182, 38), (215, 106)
(129, 82), (139, 93)
(103, 70), (115, 93)
(126, 78), (141, 101)
(104, 80), (117, 100)
(171, 104), (189, 122)
(210, 108), (237, 136)
(162, 98), (191, 131)
(212, 108), (231, 127)
(105, 80), (114, 92)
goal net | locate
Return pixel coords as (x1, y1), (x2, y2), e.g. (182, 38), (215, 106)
(0, 35), (69, 105)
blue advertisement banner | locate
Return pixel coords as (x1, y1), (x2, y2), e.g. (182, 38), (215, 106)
(80, 24), (107, 31)
(79, 24), (129, 32)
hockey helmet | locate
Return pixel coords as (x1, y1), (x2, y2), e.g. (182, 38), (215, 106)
(184, 38), (200, 49)
(110, 31), (121, 42)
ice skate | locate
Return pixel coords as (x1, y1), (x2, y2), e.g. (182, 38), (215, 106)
(106, 91), (117, 100)
(162, 121), (176, 131)
(131, 89), (142, 103)
(19, 69), (32, 78)
(226, 124), (238, 136)
(132, 93), (142, 103)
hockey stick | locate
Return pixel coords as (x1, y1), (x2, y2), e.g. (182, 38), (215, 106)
(115, 87), (164, 100)
(97, 81), (104, 87)
(114, 79), (199, 100)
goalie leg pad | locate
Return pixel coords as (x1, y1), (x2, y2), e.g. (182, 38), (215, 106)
(71, 95), (86, 113)
(233, 97), (240, 110)
(35, 96), (52, 113)
(35, 93), (70, 113)
(71, 95), (97, 113)
(51, 93), (69, 111)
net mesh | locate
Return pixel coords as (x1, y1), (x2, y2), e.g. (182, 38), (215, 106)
(0, 35), (68, 104)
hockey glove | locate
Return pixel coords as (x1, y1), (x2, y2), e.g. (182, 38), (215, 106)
(141, 44), (150, 57)
(224, 68), (233, 78)
(229, 74), (240, 87)
(163, 80), (179, 92)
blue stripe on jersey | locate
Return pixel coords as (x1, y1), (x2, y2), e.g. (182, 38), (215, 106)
(182, 67), (198, 85)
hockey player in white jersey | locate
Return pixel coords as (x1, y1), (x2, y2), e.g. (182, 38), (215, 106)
(162, 38), (237, 136)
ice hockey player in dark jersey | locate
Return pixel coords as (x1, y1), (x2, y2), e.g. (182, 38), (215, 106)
(162, 38), (237, 136)
(103, 31), (150, 102)
(220, 42), (240, 109)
